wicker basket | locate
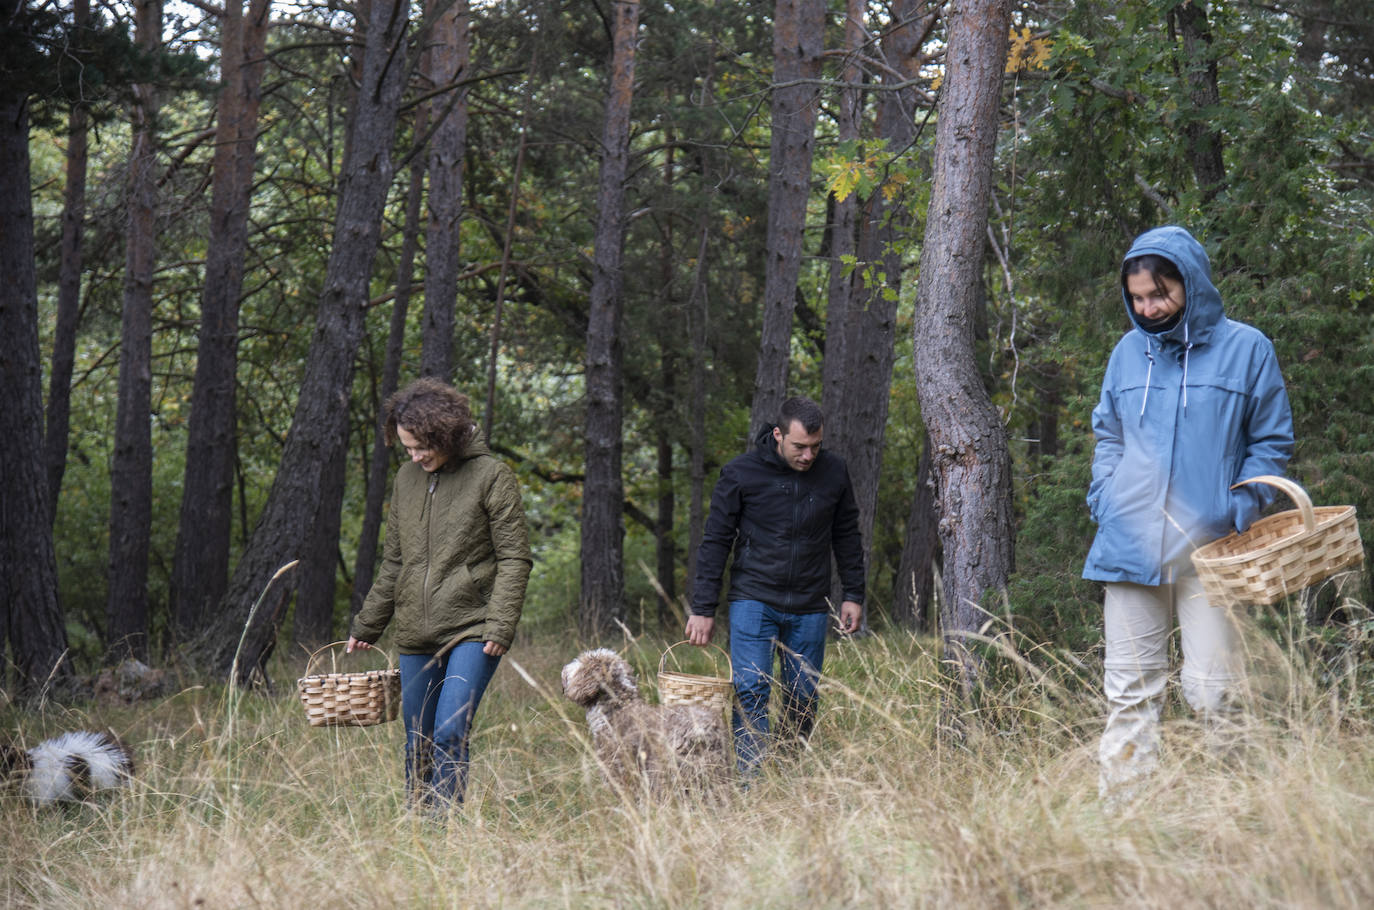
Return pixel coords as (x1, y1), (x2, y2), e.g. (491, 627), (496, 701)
(1191, 475), (1364, 607)
(296, 641), (401, 727)
(657, 641), (733, 713)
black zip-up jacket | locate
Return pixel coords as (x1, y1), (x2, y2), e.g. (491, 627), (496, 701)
(690, 426), (865, 616)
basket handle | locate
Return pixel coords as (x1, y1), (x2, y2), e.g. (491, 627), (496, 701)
(1230, 475), (1317, 534)
(659, 639), (732, 678)
(303, 640), (396, 677)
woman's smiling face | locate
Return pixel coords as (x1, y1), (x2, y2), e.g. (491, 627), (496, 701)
(1126, 270), (1186, 322)
(397, 425), (448, 473)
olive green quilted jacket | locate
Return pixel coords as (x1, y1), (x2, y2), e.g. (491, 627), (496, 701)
(351, 433), (531, 653)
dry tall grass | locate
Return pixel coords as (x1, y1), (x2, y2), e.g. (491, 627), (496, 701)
(4, 616), (1374, 909)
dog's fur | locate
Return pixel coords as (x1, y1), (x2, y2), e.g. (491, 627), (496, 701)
(561, 649), (729, 798)
(1, 730), (135, 805)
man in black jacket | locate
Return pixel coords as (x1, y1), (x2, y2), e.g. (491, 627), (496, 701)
(686, 396), (865, 774)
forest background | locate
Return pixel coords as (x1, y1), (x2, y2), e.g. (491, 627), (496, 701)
(2, 0), (1373, 697)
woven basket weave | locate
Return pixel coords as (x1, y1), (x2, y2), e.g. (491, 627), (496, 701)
(658, 641), (733, 713)
(1191, 475), (1364, 607)
(296, 641), (401, 727)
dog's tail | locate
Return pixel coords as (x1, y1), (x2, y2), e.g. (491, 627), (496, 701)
(20, 730), (134, 804)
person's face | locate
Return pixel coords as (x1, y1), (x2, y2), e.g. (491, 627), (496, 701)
(773, 420), (823, 472)
(1126, 270), (1186, 322)
(397, 425), (448, 473)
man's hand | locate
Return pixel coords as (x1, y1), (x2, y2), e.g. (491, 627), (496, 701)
(837, 600), (863, 635)
(685, 614), (715, 646)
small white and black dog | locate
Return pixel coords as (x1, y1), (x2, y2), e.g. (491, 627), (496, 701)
(561, 648), (729, 799)
(1, 730), (135, 805)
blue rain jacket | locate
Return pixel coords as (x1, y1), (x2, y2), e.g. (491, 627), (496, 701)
(1083, 226), (1294, 585)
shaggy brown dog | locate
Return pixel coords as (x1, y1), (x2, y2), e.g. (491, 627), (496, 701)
(561, 649), (729, 799)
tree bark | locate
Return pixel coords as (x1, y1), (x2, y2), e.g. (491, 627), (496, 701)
(686, 218), (710, 595)
(0, 27), (72, 693)
(820, 0), (864, 446)
(911, 0), (1014, 692)
(420, 0), (469, 380)
(352, 138), (426, 621)
(579, 0), (639, 639)
(655, 357), (677, 629)
(749, 0), (826, 437)
(106, 0), (162, 662)
(293, 415), (348, 652)
(1169, 1), (1226, 201)
(43, 0), (90, 529)
(190, 0), (413, 683)
(827, 0), (933, 617)
(892, 434), (939, 629)
(172, 0), (272, 643)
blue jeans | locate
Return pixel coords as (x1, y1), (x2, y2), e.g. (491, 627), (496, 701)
(729, 600), (829, 774)
(399, 642), (500, 806)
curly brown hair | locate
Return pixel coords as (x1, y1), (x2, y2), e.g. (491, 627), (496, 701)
(383, 378), (476, 459)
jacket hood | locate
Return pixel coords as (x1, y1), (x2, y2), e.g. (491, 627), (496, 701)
(440, 425), (490, 471)
(1121, 225), (1224, 347)
(753, 424), (785, 468)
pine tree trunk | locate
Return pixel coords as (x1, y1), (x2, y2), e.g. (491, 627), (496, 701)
(294, 416), (348, 652)
(892, 436), (939, 630)
(911, 0), (1015, 693)
(655, 363), (677, 629)
(580, 0), (640, 639)
(190, 0), (413, 683)
(1171, 1), (1226, 201)
(0, 51), (72, 693)
(172, 0), (271, 643)
(686, 219), (710, 593)
(352, 151), (425, 620)
(749, 0), (826, 436)
(825, 0), (934, 619)
(106, 0), (162, 662)
(420, 0), (469, 380)
(43, 0), (90, 529)
(820, 0), (863, 435)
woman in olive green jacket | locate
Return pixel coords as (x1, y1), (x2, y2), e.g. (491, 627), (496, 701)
(347, 378), (531, 809)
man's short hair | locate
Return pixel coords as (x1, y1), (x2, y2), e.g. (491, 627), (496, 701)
(778, 396), (824, 435)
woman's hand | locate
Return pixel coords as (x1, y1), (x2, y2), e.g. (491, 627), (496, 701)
(345, 636), (372, 653)
(483, 641), (507, 657)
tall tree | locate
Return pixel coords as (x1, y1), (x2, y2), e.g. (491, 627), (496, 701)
(292, 417), (347, 651)
(820, 0), (865, 434)
(1169, 0), (1226, 201)
(172, 0), (272, 643)
(749, 0), (826, 436)
(828, 0), (936, 609)
(911, 0), (1014, 692)
(892, 433), (939, 629)
(420, 0), (469, 379)
(190, 0), (413, 682)
(351, 138), (427, 621)
(580, 0), (640, 639)
(43, 0), (91, 528)
(105, 0), (163, 661)
(0, 0), (72, 693)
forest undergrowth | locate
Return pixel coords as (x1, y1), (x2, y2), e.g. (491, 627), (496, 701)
(4, 597), (1374, 909)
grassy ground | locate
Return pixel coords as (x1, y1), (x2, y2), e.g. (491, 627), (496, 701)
(4, 619), (1374, 909)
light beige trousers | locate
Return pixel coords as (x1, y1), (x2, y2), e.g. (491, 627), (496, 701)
(1099, 574), (1244, 797)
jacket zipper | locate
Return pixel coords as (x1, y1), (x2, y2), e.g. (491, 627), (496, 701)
(787, 477), (801, 610)
(422, 472), (437, 629)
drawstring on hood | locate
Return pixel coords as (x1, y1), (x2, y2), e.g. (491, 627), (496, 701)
(1122, 226), (1221, 420)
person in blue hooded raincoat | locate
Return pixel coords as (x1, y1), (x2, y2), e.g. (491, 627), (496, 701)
(1083, 225), (1294, 799)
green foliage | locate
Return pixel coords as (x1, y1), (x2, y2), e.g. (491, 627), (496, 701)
(989, 0), (1374, 642)
(22, 0), (1374, 672)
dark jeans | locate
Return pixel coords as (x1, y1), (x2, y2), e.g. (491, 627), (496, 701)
(728, 599), (829, 774)
(399, 642), (500, 806)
